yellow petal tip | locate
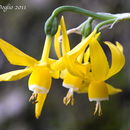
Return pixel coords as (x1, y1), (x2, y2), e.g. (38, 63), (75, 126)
(61, 16), (64, 20)
(35, 114), (40, 119)
(117, 88), (122, 93)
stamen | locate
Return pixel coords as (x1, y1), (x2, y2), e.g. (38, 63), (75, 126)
(29, 92), (38, 104)
(63, 88), (74, 106)
(93, 101), (102, 116)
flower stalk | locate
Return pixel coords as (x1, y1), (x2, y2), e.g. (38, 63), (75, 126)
(45, 6), (130, 36)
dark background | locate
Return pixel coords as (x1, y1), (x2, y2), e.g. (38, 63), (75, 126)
(0, 0), (130, 130)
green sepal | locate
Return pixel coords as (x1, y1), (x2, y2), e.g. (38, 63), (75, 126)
(80, 17), (93, 38)
(44, 16), (58, 36)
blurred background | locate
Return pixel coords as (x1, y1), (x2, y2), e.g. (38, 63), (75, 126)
(0, 0), (130, 130)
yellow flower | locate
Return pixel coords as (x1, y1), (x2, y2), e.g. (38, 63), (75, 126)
(86, 34), (125, 115)
(65, 32), (125, 115)
(0, 35), (59, 118)
(53, 16), (92, 105)
(54, 16), (125, 115)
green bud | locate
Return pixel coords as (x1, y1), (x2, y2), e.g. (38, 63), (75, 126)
(80, 17), (93, 38)
(44, 16), (58, 36)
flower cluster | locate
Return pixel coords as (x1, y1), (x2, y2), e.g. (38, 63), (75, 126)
(0, 16), (125, 118)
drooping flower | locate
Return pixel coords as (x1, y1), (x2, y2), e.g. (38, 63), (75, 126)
(86, 35), (125, 115)
(0, 35), (59, 118)
(53, 16), (92, 105)
(53, 16), (125, 115)
(61, 31), (125, 115)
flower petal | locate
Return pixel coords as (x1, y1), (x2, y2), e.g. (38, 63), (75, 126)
(84, 47), (90, 63)
(68, 31), (96, 59)
(62, 71), (90, 93)
(104, 41), (125, 79)
(60, 16), (70, 55)
(48, 58), (57, 64)
(88, 81), (109, 101)
(63, 72), (83, 90)
(50, 57), (65, 71)
(28, 67), (51, 93)
(50, 70), (60, 79)
(89, 35), (109, 81)
(0, 68), (32, 81)
(0, 39), (38, 66)
(35, 93), (47, 119)
(54, 25), (62, 58)
(76, 79), (89, 93)
(60, 69), (68, 79)
(106, 83), (122, 95)
(63, 54), (90, 79)
(116, 41), (123, 52)
(77, 51), (84, 63)
(51, 31), (96, 72)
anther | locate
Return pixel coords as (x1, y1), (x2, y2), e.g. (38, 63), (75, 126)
(29, 93), (38, 104)
(63, 88), (74, 106)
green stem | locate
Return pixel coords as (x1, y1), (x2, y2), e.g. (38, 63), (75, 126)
(51, 6), (116, 20)
(94, 19), (116, 31)
(45, 6), (117, 35)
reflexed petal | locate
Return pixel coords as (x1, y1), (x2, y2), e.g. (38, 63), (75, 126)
(51, 31), (95, 72)
(63, 54), (90, 78)
(0, 39), (38, 66)
(106, 83), (122, 95)
(90, 35), (109, 81)
(63, 55), (82, 77)
(68, 31), (96, 59)
(84, 47), (90, 63)
(54, 25), (61, 58)
(40, 35), (52, 62)
(0, 68), (32, 81)
(116, 41), (123, 52)
(35, 93), (47, 119)
(104, 41), (125, 79)
(60, 16), (70, 54)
